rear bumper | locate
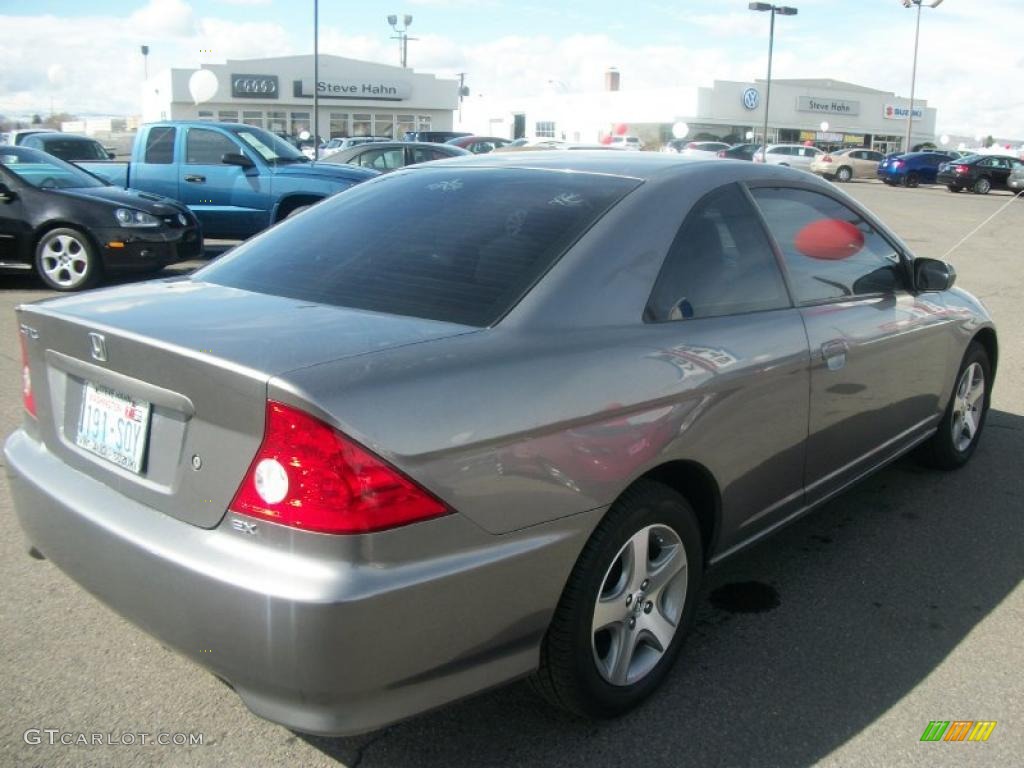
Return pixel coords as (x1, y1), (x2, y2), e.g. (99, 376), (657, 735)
(5, 428), (598, 735)
(936, 171), (963, 187)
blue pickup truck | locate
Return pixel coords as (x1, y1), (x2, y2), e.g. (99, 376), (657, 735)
(79, 122), (376, 239)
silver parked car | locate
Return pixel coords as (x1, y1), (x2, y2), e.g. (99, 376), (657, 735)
(6, 153), (997, 736)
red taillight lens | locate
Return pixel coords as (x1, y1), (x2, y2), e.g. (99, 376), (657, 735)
(717, 150), (726, 157)
(954, 164), (969, 174)
(892, 160), (903, 168)
(822, 155), (833, 162)
(686, 142), (697, 149)
(19, 332), (36, 418)
(230, 401), (448, 534)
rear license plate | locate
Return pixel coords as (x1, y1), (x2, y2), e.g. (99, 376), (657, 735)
(75, 382), (151, 474)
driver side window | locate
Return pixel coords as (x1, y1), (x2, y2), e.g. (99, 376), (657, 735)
(750, 187), (906, 304)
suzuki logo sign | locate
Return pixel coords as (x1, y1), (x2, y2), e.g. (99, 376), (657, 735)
(231, 74), (279, 99)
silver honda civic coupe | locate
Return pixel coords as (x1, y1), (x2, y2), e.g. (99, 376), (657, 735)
(6, 153), (996, 736)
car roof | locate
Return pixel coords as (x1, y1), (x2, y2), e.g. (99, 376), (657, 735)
(404, 149), (819, 182)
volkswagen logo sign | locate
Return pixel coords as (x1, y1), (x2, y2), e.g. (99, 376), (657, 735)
(231, 74), (279, 99)
(742, 87), (760, 111)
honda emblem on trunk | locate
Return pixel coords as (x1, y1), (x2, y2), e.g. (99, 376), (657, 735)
(88, 332), (107, 362)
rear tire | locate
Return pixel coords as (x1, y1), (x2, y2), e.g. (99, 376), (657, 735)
(906, 172), (920, 188)
(920, 342), (991, 470)
(973, 177), (991, 195)
(531, 480), (702, 718)
(947, 185), (962, 193)
(836, 166), (853, 183)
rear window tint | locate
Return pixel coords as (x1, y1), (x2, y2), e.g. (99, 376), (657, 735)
(145, 127), (176, 164)
(199, 167), (640, 327)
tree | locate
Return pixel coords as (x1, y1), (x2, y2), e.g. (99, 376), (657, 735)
(983, 135), (994, 148)
(31, 114), (42, 124)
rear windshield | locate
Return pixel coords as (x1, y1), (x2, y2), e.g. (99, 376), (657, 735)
(41, 139), (109, 161)
(199, 167), (640, 326)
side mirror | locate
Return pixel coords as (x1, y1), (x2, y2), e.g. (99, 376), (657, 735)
(221, 152), (255, 169)
(0, 182), (16, 203)
(914, 257), (957, 292)
(106, 151), (116, 160)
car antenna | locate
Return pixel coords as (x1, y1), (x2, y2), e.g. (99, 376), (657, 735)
(940, 188), (1024, 260)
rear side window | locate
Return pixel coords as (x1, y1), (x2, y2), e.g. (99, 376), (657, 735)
(647, 184), (790, 321)
(144, 127), (176, 164)
(357, 148), (404, 170)
(751, 187), (906, 304)
(186, 128), (238, 164)
(199, 168), (640, 327)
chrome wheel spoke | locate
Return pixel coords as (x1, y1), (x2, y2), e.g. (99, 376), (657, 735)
(592, 596), (626, 632)
(950, 362), (985, 452)
(644, 543), (686, 597)
(607, 626), (641, 685)
(642, 608), (676, 652)
(622, 528), (650, 593)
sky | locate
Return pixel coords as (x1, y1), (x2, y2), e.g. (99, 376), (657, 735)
(1, 0), (1022, 137)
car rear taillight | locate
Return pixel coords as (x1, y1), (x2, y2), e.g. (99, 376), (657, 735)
(954, 164), (969, 174)
(686, 142), (698, 149)
(822, 155), (833, 162)
(229, 401), (449, 534)
(717, 150), (727, 158)
(19, 332), (36, 418)
(892, 160), (904, 168)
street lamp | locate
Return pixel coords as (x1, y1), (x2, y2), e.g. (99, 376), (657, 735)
(903, 0), (944, 153)
(140, 45), (150, 80)
(749, 3), (798, 155)
(387, 14), (418, 68)
(313, 0), (320, 159)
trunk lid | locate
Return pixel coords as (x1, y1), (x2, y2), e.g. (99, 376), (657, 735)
(18, 278), (475, 528)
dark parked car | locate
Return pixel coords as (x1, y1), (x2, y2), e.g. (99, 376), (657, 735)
(876, 151), (956, 187)
(20, 132), (114, 161)
(937, 154), (1024, 194)
(716, 143), (761, 161)
(1009, 164), (1024, 192)
(319, 141), (470, 172)
(402, 130), (471, 143)
(6, 153), (996, 737)
(0, 146), (201, 290)
(446, 135), (513, 153)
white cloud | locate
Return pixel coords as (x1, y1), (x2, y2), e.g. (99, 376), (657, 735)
(129, 0), (195, 37)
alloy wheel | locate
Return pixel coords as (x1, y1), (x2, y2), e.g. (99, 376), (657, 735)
(39, 232), (91, 289)
(951, 362), (985, 453)
(591, 524), (687, 687)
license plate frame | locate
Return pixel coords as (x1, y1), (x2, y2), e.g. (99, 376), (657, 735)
(74, 382), (152, 474)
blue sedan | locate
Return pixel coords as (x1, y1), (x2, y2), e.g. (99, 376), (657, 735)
(877, 151), (958, 187)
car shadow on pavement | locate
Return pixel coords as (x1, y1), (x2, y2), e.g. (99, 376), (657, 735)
(301, 408), (1023, 768)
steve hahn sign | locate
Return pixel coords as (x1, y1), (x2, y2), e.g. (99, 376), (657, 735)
(796, 96), (860, 116)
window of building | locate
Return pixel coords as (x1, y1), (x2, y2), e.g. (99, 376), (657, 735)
(242, 111), (263, 128)
(330, 113), (350, 138)
(417, 115), (432, 132)
(646, 183), (790, 322)
(373, 113), (394, 139)
(197, 110), (214, 122)
(750, 187), (906, 304)
(535, 121), (556, 138)
(144, 126), (176, 164)
(352, 114), (372, 136)
(397, 114), (416, 139)
(290, 112), (311, 136)
(218, 110), (239, 123)
(185, 128), (239, 165)
(267, 112), (287, 133)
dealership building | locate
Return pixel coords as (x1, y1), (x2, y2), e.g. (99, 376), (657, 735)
(460, 75), (937, 154)
(142, 54), (460, 141)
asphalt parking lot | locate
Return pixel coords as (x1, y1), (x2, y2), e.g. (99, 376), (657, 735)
(0, 181), (1021, 768)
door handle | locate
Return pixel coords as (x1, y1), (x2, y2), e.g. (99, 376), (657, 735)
(184, 174), (206, 183)
(821, 340), (849, 371)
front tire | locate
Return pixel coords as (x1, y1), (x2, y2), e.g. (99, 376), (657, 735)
(920, 342), (991, 470)
(35, 227), (101, 291)
(531, 480), (702, 718)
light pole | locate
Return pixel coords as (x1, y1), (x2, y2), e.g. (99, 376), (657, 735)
(387, 14), (418, 68)
(748, 3), (797, 155)
(140, 45), (149, 80)
(904, 0), (944, 153)
(313, 0), (319, 158)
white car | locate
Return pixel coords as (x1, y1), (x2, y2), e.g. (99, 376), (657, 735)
(754, 143), (825, 170)
(609, 135), (644, 151)
(321, 136), (391, 156)
(663, 140), (730, 158)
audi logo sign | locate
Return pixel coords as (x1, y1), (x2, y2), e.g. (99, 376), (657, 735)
(231, 75), (279, 99)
